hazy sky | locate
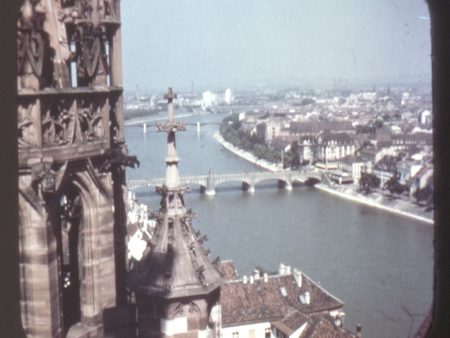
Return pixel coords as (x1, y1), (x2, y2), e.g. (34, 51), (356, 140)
(121, 0), (431, 92)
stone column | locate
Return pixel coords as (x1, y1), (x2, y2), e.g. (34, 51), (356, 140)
(19, 175), (62, 338)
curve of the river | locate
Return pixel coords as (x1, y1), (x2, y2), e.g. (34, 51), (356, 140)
(125, 112), (433, 338)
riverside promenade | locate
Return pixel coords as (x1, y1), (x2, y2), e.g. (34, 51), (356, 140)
(214, 132), (433, 224)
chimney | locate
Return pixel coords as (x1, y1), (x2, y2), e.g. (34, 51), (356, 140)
(334, 316), (342, 328)
(304, 291), (310, 305)
(285, 265), (291, 275)
(254, 269), (261, 280)
(249, 275), (254, 284)
(293, 269), (302, 288)
(333, 312), (344, 328)
(243, 275), (248, 284)
(356, 324), (362, 337)
(263, 273), (268, 283)
(279, 263), (285, 275)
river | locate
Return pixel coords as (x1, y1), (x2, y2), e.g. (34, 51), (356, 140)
(125, 112), (433, 338)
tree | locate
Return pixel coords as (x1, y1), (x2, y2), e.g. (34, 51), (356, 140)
(283, 151), (292, 169)
(383, 174), (408, 196)
(290, 141), (300, 169)
(359, 172), (381, 195)
(413, 185), (433, 208)
(374, 119), (384, 129)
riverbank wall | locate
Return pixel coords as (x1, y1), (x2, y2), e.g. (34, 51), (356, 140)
(214, 132), (280, 172)
(214, 132), (434, 224)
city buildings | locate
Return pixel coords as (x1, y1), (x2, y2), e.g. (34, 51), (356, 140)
(228, 87), (432, 199)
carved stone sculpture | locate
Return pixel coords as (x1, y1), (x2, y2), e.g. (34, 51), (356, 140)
(17, 0), (47, 90)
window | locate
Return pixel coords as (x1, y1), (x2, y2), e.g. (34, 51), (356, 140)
(232, 332), (239, 338)
(265, 327), (271, 338)
(275, 328), (287, 338)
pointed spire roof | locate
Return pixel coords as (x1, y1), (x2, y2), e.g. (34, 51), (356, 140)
(133, 88), (223, 299)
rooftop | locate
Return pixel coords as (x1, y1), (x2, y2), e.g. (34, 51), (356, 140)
(221, 267), (344, 327)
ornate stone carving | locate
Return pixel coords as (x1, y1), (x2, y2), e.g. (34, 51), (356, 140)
(76, 97), (104, 142)
(173, 303), (184, 316)
(30, 161), (68, 196)
(42, 99), (75, 146)
(41, 0), (72, 88)
(74, 24), (110, 85)
(79, 0), (93, 19)
(109, 97), (122, 143)
(98, 145), (140, 172)
(17, 0), (127, 335)
(172, 301), (201, 317)
(17, 0), (52, 90)
(104, 0), (116, 19)
(18, 102), (36, 148)
(188, 301), (201, 314)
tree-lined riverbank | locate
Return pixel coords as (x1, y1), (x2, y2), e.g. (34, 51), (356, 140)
(214, 131), (433, 224)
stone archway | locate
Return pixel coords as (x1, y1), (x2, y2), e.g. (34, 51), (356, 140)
(18, 164), (118, 338)
(57, 168), (117, 338)
(58, 187), (83, 334)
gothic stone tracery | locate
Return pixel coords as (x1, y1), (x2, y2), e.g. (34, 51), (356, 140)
(17, 0), (132, 337)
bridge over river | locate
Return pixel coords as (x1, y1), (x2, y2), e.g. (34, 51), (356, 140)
(127, 170), (322, 195)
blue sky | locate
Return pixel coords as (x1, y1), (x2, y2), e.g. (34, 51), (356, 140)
(121, 0), (431, 92)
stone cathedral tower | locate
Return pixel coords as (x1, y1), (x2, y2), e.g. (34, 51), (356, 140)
(17, 0), (136, 337)
(130, 88), (223, 338)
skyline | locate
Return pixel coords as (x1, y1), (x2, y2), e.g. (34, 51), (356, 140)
(121, 0), (431, 92)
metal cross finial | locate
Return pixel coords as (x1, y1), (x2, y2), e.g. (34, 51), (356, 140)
(164, 87), (177, 103)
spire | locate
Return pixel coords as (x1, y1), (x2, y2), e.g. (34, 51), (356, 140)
(133, 87), (223, 299)
(156, 87), (187, 215)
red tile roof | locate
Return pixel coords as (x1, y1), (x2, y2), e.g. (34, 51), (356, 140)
(221, 270), (343, 327)
(217, 260), (239, 281)
(302, 315), (358, 338)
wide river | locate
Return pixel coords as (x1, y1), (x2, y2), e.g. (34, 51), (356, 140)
(125, 112), (433, 338)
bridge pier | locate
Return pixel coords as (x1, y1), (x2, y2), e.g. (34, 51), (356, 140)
(204, 169), (215, 196)
(200, 185), (216, 196)
(278, 180), (292, 191)
(205, 187), (216, 196)
(242, 182), (255, 193)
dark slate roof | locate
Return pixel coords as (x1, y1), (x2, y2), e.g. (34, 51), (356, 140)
(290, 121), (354, 135)
(217, 260), (239, 281)
(375, 126), (392, 142)
(129, 215), (223, 299)
(319, 132), (355, 145)
(221, 272), (344, 327)
(337, 155), (365, 165)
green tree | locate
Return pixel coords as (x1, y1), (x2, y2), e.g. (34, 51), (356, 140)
(359, 172), (381, 195)
(220, 115), (282, 164)
(383, 174), (408, 196)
